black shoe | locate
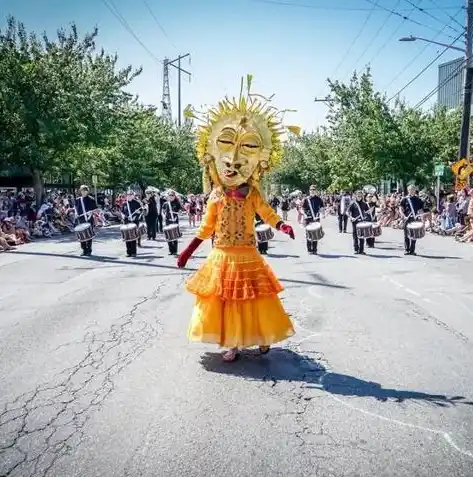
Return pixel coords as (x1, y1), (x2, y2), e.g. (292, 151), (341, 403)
(354, 250), (359, 254)
(404, 251), (410, 255)
(410, 251), (417, 256)
(360, 251), (366, 255)
(81, 251), (86, 256)
(126, 253), (131, 257)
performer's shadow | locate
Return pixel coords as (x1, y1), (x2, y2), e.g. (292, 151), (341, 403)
(200, 349), (473, 407)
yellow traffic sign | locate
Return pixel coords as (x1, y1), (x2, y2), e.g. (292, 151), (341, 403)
(451, 158), (468, 175)
(459, 163), (473, 180)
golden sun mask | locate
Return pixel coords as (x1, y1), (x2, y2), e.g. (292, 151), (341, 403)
(184, 75), (301, 192)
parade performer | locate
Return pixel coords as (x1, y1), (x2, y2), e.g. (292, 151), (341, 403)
(255, 213), (268, 255)
(74, 185), (98, 257)
(348, 190), (369, 255)
(121, 191), (143, 257)
(365, 193), (378, 248)
(177, 75), (298, 362)
(302, 185), (324, 255)
(400, 185), (424, 255)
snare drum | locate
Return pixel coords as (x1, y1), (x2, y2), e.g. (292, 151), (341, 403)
(138, 222), (147, 237)
(305, 222), (324, 242)
(120, 223), (139, 242)
(372, 222), (382, 237)
(255, 224), (274, 243)
(163, 224), (182, 242)
(74, 223), (95, 242)
(406, 221), (425, 240)
(356, 221), (373, 239)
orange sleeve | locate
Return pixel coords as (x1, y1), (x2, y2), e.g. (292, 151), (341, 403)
(253, 189), (282, 229)
(196, 200), (218, 240)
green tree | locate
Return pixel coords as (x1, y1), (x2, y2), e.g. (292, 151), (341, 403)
(0, 16), (140, 203)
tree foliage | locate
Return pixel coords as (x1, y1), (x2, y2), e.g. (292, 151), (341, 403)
(273, 69), (462, 192)
(0, 17), (201, 201)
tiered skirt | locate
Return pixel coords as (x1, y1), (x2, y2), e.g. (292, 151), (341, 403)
(186, 246), (294, 348)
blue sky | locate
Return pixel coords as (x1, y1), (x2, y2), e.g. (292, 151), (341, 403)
(1, 0), (466, 131)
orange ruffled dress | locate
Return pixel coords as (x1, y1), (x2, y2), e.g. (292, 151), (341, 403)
(186, 187), (295, 348)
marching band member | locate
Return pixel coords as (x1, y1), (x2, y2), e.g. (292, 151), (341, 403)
(156, 191), (164, 234)
(121, 191), (142, 257)
(177, 76), (296, 362)
(365, 193), (378, 248)
(400, 185), (424, 255)
(348, 190), (369, 255)
(255, 213), (268, 255)
(302, 185), (324, 255)
(280, 193), (290, 221)
(144, 188), (158, 240)
(162, 190), (182, 255)
(337, 191), (350, 233)
(74, 185), (97, 256)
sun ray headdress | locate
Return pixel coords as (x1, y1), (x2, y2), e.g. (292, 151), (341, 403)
(184, 74), (301, 193)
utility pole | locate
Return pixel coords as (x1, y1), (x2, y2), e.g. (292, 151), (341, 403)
(166, 53), (191, 127)
(161, 59), (172, 122)
(459, 0), (473, 162)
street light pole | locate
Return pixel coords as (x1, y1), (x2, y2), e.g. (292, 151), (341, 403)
(459, 0), (473, 162)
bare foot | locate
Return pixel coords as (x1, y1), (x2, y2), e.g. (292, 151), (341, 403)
(222, 348), (239, 362)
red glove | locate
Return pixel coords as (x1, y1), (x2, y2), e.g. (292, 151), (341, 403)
(279, 224), (295, 240)
(177, 237), (203, 268)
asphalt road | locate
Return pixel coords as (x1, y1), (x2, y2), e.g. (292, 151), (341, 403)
(1, 215), (473, 477)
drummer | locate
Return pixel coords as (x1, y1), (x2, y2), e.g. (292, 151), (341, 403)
(74, 185), (98, 257)
(399, 184), (424, 256)
(348, 190), (369, 255)
(121, 191), (143, 257)
(302, 185), (324, 255)
(255, 213), (268, 255)
(163, 190), (183, 255)
(365, 192), (378, 248)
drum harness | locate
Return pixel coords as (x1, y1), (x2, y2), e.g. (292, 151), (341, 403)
(74, 197), (94, 224)
(404, 197), (420, 225)
(354, 201), (365, 223)
(305, 197), (320, 224)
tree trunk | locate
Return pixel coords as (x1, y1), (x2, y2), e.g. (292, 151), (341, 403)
(32, 169), (44, 207)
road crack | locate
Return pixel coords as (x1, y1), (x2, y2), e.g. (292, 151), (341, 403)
(0, 282), (170, 477)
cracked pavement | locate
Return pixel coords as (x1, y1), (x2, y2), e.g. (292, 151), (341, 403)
(1, 217), (473, 476)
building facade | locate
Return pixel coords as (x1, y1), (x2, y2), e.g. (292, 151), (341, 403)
(437, 57), (464, 110)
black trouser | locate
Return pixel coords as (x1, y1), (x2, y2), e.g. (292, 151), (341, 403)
(79, 222), (93, 255)
(166, 218), (179, 254)
(81, 238), (92, 255)
(126, 239), (137, 256)
(305, 218), (318, 253)
(366, 236), (375, 247)
(404, 219), (416, 253)
(146, 215), (157, 239)
(352, 221), (364, 253)
(257, 241), (268, 254)
(338, 214), (348, 232)
(157, 214), (163, 233)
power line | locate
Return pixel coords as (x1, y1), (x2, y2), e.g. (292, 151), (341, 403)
(384, 7), (464, 90)
(402, 0), (463, 35)
(365, 0), (422, 66)
(142, 0), (178, 50)
(388, 29), (465, 102)
(364, 0), (459, 41)
(425, 0), (465, 30)
(331, 0), (379, 79)
(101, 0), (162, 65)
(250, 0), (461, 12)
(345, 0), (402, 79)
(413, 59), (466, 109)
